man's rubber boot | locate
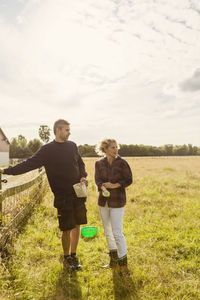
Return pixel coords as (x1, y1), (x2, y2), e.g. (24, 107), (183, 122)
(102, 250), (118, 269)
(71, 255), (82, 270)
(63, 256), (76, 271)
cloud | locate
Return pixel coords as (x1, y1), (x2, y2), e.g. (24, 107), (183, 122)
(0, 0), (200, 146)
(180, 68), (200, 92)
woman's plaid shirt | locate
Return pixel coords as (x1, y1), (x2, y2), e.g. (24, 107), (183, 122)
(95, 156), (132, 208)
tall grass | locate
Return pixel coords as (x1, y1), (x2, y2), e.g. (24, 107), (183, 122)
(1, 156), (200, 299)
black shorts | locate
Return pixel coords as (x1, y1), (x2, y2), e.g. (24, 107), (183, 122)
(54, 193), (87, 231)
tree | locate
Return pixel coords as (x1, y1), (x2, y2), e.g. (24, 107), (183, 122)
(173, 144), (188, 156)
(163, 144), (173, 156)
(28, 139), (43, 154)
(10, 136), (43, 158)
(9, 138), (20, 158)
(9, 135), (30, 158)
(78, 144), (96, 157)
(17, 135), (27, 148)
(38, 125), (50, 143)
(17, 135), (30, 158)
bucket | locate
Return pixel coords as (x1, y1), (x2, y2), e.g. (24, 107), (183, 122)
(81, 226), (98, 238)
(73, 182), (88, 197)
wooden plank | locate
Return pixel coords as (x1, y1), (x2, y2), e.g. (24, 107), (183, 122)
(0, 173), (2, 190)
(1, 170), (45, 199)
(0, 191), (2, 226)
(0, 173), (2, 226)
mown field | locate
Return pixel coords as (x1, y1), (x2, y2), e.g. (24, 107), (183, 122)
(1, 156), (200, 299)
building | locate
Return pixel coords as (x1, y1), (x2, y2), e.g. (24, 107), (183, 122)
(0, 128), (10, 166)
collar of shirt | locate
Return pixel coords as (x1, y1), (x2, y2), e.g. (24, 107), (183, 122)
(103, 155), (121, 167)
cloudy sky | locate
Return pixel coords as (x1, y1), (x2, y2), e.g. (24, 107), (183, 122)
(0, 0), (200, 146)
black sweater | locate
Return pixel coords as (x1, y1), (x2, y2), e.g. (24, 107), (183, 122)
(4, 140), (87, 195)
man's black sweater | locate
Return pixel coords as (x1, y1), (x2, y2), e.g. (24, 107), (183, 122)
(4, 140), (87, 195)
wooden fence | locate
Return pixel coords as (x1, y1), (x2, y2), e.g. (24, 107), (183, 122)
(0, 169), (48, 250)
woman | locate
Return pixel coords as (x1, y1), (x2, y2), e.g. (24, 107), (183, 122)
(95, 139), (132, 272)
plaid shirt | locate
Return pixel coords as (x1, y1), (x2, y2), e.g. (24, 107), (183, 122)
(95, 156), (132, 208)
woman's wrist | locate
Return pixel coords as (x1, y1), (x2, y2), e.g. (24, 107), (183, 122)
(113, 183), (121, 188)
(101, 182), (121, 189)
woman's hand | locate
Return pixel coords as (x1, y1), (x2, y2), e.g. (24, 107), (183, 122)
(102, 182), (121, 189)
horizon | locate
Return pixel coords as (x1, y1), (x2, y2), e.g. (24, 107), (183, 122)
(5, 132), (200, 149)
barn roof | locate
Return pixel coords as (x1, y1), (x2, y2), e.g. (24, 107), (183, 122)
(0, 128), (10, 145)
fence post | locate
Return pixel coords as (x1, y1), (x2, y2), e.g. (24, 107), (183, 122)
(0, 173), (2, 226)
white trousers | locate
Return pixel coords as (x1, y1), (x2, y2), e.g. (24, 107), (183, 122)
(98, 204), (127, 259)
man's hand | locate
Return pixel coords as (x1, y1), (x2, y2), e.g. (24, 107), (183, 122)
(0, 168), (4, 174)
(80, 177), (88, 186)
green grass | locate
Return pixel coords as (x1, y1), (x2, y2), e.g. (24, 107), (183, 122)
(1, 157), (200, 299)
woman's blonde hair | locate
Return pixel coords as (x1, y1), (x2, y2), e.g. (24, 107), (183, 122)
(95, 138), (119, 156)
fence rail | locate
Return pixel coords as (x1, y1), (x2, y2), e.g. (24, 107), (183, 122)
(0, 169), (48, 250)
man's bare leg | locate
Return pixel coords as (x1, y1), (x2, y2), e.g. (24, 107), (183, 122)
(70, 225), (81, 269)
(71, 225), (80, 254)
(62, 226), (81, 270)
(62, 230), (71, 256)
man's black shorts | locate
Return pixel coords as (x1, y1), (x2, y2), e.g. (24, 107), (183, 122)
(54, 193), (87, 231)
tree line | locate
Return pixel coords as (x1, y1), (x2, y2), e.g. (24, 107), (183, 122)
(78, 144), (200, 157)
(8, 125), (200, 158)
(9, 135), (43, 158)
(10, 140), (200, 158)
(9, 125), (50, 158)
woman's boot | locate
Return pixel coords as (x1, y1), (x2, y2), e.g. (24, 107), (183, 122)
(118, 255), (129, 275)
(102, 250), (118, 268)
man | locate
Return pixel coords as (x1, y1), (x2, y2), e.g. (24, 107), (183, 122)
(0, 119), (88, 271)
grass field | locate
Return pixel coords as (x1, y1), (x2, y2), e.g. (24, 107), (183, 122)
(1, 156), (200, 299)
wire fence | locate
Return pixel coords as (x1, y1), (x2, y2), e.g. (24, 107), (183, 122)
(0, 169), (48, 250)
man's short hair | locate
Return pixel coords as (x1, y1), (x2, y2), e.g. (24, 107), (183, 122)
(53, 119), (70, 135)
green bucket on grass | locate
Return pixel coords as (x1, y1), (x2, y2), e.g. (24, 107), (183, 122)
(81, 226), (98, 238)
